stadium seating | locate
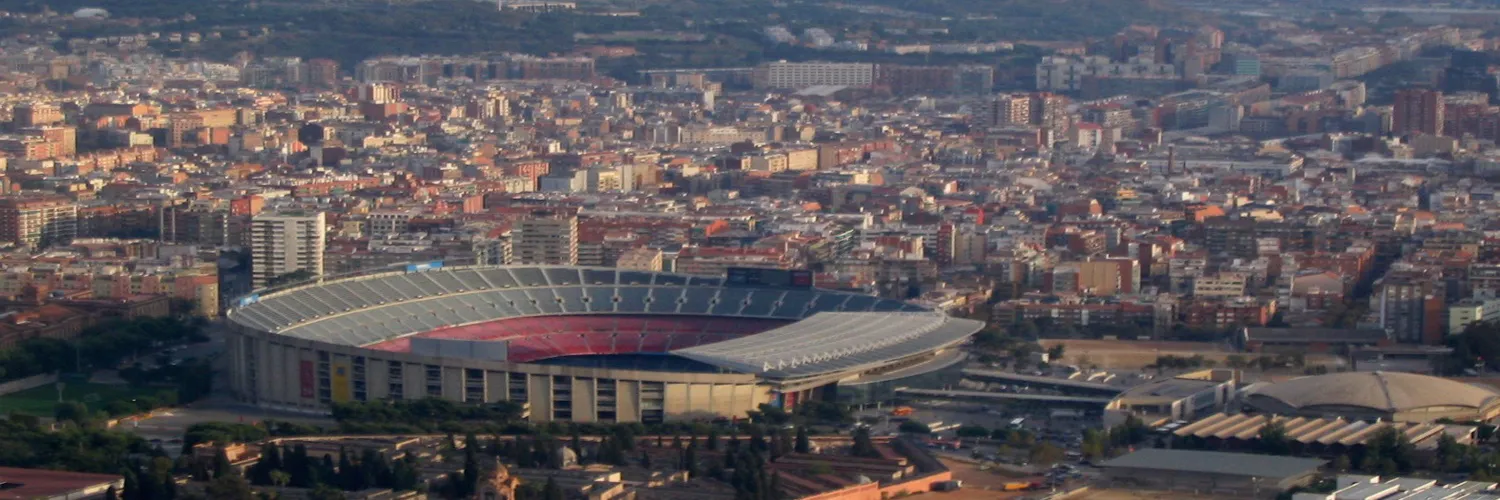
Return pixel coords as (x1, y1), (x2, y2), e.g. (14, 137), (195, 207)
(235, 266), (923, 365)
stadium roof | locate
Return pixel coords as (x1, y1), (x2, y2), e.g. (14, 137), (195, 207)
(671, 312), (981, 380)
(1099, 449), (1326, 479)
(1245, 371), (1500, 414)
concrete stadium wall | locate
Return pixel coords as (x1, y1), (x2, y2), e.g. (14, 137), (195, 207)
(225, 322), (771, 422)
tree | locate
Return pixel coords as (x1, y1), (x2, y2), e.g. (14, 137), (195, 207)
(569, 432), (583, 462)
(850, 427), (879, 458)
(269, 470), (291, 490)
(706, 427), (720, 451)
(267, 269), (316, 288)
(212, 448), (233, 480)
(1436, 433), (1468, 473)
(1080, 429), (1107, 461)
(1367, 426), (1417, 474)
(1256, 421), (1291, 455)
(794, 426), (811, 454)
(54, 401), (92, 426)
(462, 436), (481, 496)
(898, 421), (931, 434)
(248, 443), (280, 485)
(682, 443), (700, 478)
(204, 474), (255, 500)
(1046, 344), (1066, 361)
(956, 425), (990, 439)
(309, 483), (347, 500)
(1029, 442), (1065, 466)
(543, 476), (563, 500)
(1332, 454), (1351, 473)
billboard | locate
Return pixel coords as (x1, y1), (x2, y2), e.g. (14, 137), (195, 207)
(405, 260), (445, 273)
(330, 360), (352, 403)
(299, 360), (314, 399)
(236, 294), (261, 308)
(725, 267), (813, 289)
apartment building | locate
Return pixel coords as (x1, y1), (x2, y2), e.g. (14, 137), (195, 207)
(511, 212), (579, 265)
(0, 195), (78, 248)
(753, 61), (875, 89)
(250, 212), (326, 288)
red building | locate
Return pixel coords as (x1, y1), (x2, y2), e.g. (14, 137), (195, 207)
(1393, 88), (1444, 136)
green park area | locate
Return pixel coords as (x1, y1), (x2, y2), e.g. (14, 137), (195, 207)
(0, 380), (168, 418)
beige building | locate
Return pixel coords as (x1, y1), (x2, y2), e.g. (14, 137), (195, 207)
(1193, 272), (1248, 297)
(785, 148), (818, 171)
(250, 212), (326, 288)
(615, 248), (663, 271)
(748, 152), (789, 172)
(367, 209), (421, 237)
(978, 94), (1032, 127)
(512, 213), (578, 265)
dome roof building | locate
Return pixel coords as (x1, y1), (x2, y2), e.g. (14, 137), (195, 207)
(1242, 371), (1500, 423)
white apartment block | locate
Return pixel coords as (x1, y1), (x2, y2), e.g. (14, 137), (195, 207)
(511, 214), (578, 265)
(250, 212), (326, 288)
(1035, 56), (1177, 92)
(755, 61), (875, 89)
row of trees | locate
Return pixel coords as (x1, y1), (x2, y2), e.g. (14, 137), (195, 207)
(245, 442), (422, 492)
(1079, 416), (1151, 461)
(0, 316), (202, 382)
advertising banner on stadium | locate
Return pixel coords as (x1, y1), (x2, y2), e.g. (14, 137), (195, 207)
(331, 360), (352, 403)
(299, 360), (314, 398)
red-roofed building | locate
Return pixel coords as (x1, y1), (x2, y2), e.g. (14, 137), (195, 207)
(0, 466), (121, 499)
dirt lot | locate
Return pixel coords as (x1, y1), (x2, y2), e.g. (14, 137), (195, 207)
(1039, 339), (1342, 370)
(935, 457), (1036, 499)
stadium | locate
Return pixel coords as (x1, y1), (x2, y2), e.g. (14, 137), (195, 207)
(224, 264), (983, 422)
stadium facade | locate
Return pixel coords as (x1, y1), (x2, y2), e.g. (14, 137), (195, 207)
(225, 265), (982, 422)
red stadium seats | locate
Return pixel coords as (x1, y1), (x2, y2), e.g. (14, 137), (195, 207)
(365, 315), (794, 361)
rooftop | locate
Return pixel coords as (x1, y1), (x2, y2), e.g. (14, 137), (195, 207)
(672, 312), (980, 379)
(1099, 449), (1326, 479)
(0, 466), (121, 500)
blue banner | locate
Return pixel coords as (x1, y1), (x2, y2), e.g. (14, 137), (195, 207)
(405, 260), (445, 273)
